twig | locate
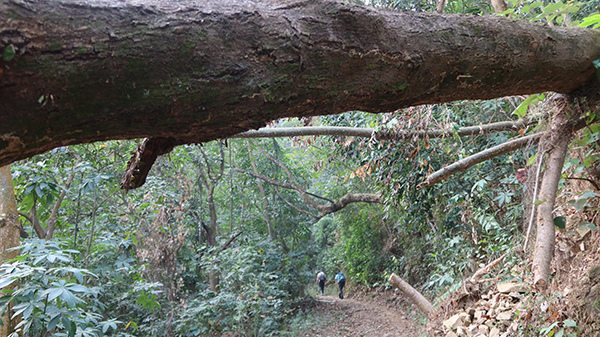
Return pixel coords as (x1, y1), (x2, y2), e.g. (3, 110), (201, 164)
(565, 176), (600, 191)
(524, 151), (546, 251)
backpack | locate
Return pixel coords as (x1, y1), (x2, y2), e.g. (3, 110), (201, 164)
(337, 272), (345, 282)
(319, 273), (326, 281)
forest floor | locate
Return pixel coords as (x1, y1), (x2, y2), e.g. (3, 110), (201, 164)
(292, 285), (422, 337)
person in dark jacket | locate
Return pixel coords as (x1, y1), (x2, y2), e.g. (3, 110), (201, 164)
(316, 271), (326, 295)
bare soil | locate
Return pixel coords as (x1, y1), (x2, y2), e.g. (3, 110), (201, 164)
(306, 291), (421, 337)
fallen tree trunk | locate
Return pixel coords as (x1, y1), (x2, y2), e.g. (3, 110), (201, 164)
(1, 0), (600, 166)
(389, 273), (435, 316)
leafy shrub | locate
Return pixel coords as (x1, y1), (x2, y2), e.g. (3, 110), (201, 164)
(0, 239), (123, 337)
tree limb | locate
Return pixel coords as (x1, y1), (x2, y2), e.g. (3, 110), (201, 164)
(417, 132), (545, 188)
(234, 117), (539, 141)
(389, 273), (435, 317)
(121, 137), (179, 190)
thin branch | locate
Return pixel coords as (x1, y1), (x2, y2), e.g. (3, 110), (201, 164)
(45, 152), (81, 239)
(217, 231), (243, 254)
(565, 176), (600, 191)
(417, 132), (545, 189)
(436, 0), (445, 13)
(233, 117), (539, 141)
(246, 140), (275, 239)
(18, 212), (32, 224)
(524, 151), (547, 251)
(234, 166), (301, 193)
(470, 251), (510, 283)
(317, 193), (382, 217)
(235, 165), (380, 217)
(273, 186), (320, 219)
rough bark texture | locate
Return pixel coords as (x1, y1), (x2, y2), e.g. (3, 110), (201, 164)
(1, 0), (600, 166)
(389, 273), (435, 316)
(0, 166), (20, 336)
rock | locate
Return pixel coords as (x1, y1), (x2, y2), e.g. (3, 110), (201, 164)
(467, 324), (479, 336)
(508, 292), (521, 300)
(589, 265), (600, 281)
(478, 325), (490, 335)
(497, 282), (529, 293)
(497, 310), (513, 321)
(444, 313), (470, 330)
(446, 332), (458, 337)
(490, 327), (501, 337)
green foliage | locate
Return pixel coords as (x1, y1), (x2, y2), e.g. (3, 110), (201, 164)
(504, 0), (582, 26)
(175, 235), (308, 336)
(540, 319), (579, 337)
(3, 44), (15, 62)
(0, 239), (123, 337)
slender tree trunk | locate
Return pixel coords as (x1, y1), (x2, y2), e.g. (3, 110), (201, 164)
(45, 153), (81, 239)
(246, 140), (276, 240)
(0, 166), (21, 336)
(531, 97), (576, 291)
(196, 143), (225, 292)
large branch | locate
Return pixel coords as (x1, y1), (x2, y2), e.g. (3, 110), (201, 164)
(417, 132), (545, 188)
(1, 0), (600, 166)
(389, 273), (435, 316)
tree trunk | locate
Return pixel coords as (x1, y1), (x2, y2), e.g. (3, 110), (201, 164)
(1, 0), (600, 165)
(246, 140), (276, 240)
(531, 96), (578, 291)
(0, 166), (21, 336)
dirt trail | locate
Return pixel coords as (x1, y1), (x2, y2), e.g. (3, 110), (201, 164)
(308, 294), (420, 337)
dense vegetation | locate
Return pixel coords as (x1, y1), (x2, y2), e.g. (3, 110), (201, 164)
(2, 0), (600, 336)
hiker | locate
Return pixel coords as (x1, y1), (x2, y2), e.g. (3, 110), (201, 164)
(335, 270), (346, 299)
(316, 271), (326, 295)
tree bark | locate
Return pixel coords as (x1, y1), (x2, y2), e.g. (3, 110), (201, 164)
(1, 0), (600, 166)
(0, 166), (21, 336)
